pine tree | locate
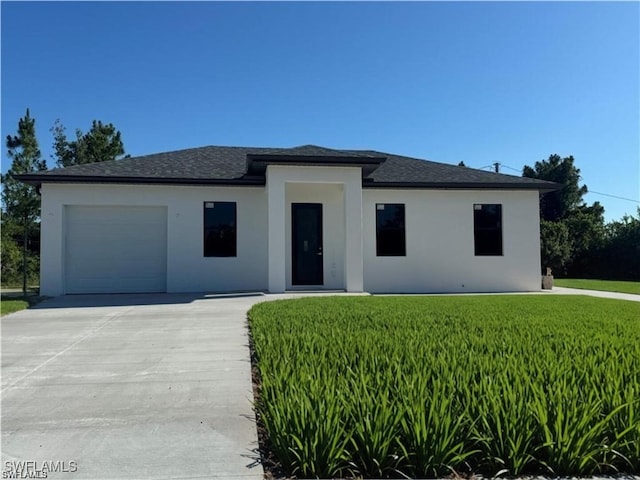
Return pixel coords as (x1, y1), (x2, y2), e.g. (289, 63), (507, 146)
(52, 119), (125, 167)
(2, 109), (47, 293)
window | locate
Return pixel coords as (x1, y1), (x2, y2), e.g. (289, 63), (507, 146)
(474, 204), (503, 256)
(376, 204), (406, 256)
(204, 202), (236, 257)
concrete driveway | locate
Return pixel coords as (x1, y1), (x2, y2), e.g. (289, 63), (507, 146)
(1, 293), (268, 479)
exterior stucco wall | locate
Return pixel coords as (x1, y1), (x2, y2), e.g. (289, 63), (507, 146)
(266, 165), (363, 293)
(39, 183), (268, 296)
(362, 189), (541, 293)
(39, 180), (542, 296)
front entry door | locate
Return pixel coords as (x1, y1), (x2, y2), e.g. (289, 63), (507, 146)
(292, 203), (323, 285)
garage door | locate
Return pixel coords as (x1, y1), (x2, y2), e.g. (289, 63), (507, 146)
(65, 206), (168, 294)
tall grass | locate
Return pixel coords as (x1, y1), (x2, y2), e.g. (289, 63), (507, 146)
(249, 295), (640, 478)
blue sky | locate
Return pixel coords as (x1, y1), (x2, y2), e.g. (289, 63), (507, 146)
(2, 1), (638, 221)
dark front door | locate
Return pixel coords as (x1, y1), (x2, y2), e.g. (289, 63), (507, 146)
(292, 203), (323, 285)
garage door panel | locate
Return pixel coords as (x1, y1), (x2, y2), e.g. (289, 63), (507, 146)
(65, 206), (167, 294)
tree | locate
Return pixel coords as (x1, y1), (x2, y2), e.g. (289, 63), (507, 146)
(539, 219), (572, 275)
(563, 203), (606, 277)
(1, 222), (22, 285)
(523, 154), (604, 275)
(52, 119), (125, 167)
(2, 109), (47, 293)
(524, 154), (587, 222)
(598, 210), (640, 280)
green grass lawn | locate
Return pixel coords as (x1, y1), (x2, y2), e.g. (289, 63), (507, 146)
(0, 298), (30, 316)
(554, 278), (640, 294)
(0, 294), (44, 317)
(249, 295), (640, 479)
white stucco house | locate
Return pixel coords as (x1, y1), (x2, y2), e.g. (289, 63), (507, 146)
(17, 144), (559, 296)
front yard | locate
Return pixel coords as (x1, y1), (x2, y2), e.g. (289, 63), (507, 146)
(249, 295), (640, 479)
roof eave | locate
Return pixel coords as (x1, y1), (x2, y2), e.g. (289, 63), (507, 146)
(16, 175), (562, 193)
(364, 181), (561, 192)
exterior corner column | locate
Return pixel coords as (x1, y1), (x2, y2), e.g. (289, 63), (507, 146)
(39, 185), (65, 297)
(344, 174), (364, 292)
(266, 169), (286, 293)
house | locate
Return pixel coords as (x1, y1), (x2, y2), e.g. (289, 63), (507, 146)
(17, 145), (559, 296)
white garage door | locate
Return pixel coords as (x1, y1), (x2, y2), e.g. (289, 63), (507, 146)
(65, 206), (168, 294)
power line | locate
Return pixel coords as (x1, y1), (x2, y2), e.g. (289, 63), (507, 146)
(471, 163), (638, 204)
(500, 164), (522, 173)
(475, 163), (522, 174)
(588, 191), (640, 204)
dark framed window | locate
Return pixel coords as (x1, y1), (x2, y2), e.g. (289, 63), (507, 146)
(474, 204), (503, 256)
(376, 204), (406, 256)
(204, 202), (236, 257)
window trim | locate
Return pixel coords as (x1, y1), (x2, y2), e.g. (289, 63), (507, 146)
(473, 203), (503, 256)
(375, 203), (407, 257)
(203, 201), (237, 257)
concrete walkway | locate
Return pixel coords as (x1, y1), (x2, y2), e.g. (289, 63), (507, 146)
(1, 293), (274, 479)
(548, 286), (640, 302)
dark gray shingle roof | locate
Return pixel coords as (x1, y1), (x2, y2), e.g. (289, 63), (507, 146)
(17, 144), (559, 191)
